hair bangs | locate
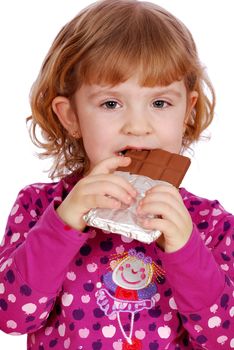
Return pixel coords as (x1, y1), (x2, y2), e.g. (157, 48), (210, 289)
(78, 46), (188, 88)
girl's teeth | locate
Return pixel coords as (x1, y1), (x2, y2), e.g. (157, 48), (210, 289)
(118, 150), (128, 156)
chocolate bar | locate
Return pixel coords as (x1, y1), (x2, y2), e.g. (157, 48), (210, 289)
(118, 149), (190, 187)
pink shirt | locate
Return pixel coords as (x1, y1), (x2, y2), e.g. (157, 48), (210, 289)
(0, 172), (233, 349)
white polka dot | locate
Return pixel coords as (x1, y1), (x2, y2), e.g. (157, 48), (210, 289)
(64, 338), (71, 349)
(78, 328), (90, 338)
(102, 325), (116, 338)
(66, 272), (76, 281)
(22, 303), (37, 314)
(229, 306), (234, 317)
(87, 263), (98, 273)
(11, 204), (19, 216)
(221, 264), (229, 271)
(205, 236), (212, 245)
(230, 338), (234, 348)
(39, 311), (49, 320)
(45, 327), (53, 336)
(96, 282), (102, 289)
(121, 235), (133, 243)
(135, 329), (146, 340)
(113, 340), (123, 350)
(10, 233), (20, 244)
(30, 210), (37, 218)
(0, 258), (13, 272)
(208, 316), (221, 328)
(226, 236), (231, 246)
(62, 292), (74, 307)
(153, 293), (160, 303)
(217, 335), (228, 345)
(0, 237), (5, 247)
(8, 294), (16, 303)
(15, 214), (24, 224)
(39, 297), (48, 304)
(158, 325), (171, 339)
(58, 323), (66, 337)
(81, 295), (90, 303)
(164, 312), (172, 322)
(210, 304), (218, 313)
(24, 232), (29, 239)
(7, 320), (17, 329)
(199, 209), (209, 216)
(0, 283), (5, 294)
(212, 208), (222, 216)
(115, 245), (125, 254)
(169, 297), (177, 310)
(194, 324), (202, 332)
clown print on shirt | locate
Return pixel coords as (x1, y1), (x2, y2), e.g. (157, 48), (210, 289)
(96, 248), (164, 347)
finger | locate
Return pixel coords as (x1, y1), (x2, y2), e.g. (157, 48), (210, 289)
(89, 156), (131, 176)
(138, 216), (177, 235)
(83, 194), (122, 212)
(138, 215), (192, 252)
(146, 183), (183, 203)
(80, 181), (134, 206)
(138, 200), (183, 228)
(139, 192), (186, 218)
(83, 173), (137, 198)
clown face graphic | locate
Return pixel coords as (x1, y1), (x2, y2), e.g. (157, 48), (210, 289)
(112, 253), (153, 290)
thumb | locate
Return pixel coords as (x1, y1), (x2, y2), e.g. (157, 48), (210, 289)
(89, 156), (131, 176)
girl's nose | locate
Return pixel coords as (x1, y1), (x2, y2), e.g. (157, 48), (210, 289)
(121, 112), (153, 136)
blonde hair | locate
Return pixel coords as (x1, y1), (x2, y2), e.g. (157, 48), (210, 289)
(28, 0), (215, 178)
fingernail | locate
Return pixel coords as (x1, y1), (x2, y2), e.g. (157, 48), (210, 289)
(126, 196), (132, 204)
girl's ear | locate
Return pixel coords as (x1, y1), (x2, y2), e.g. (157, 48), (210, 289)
(52, 96), (80, 137)
(184, 91), (199, 126)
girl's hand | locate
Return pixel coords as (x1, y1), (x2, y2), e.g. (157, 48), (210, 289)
(137, 184), (193, 253)
(56, 156), (137, 231)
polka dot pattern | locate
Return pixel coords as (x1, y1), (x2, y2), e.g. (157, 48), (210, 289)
(0, 176), (233, 349)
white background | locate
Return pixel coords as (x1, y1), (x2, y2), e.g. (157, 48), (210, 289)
(0, 1), (233, 348)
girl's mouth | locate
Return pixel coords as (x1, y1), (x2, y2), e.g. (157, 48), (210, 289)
(117, 147), (151, 156)
(118, 149), (128, 156)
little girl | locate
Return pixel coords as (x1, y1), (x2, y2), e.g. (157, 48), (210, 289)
(1, 1), (233, 349)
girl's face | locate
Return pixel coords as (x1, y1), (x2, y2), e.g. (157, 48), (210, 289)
(61, 75), (197, 172)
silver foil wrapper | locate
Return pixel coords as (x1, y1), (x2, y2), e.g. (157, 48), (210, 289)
(83, 171), (169, 244)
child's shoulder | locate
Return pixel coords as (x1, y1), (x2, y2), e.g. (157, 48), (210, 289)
(16, 172), (80, 206)
(180, 187), (232, 218)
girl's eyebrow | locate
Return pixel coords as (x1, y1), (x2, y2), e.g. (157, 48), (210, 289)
(88, 89), (121, 99)
(88, 87), (182, 99)
(153, 88), (182, 98)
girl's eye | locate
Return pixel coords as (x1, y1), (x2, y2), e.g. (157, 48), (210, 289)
(101, 100), (120, 109)
(152, 100), (170, 109)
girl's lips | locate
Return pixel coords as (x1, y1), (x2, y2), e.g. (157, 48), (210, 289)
(117, 147), (153, 156)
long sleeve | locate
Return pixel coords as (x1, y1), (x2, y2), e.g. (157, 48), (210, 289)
(157, 190), (234, 349)
(0, 182), (90, 335)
